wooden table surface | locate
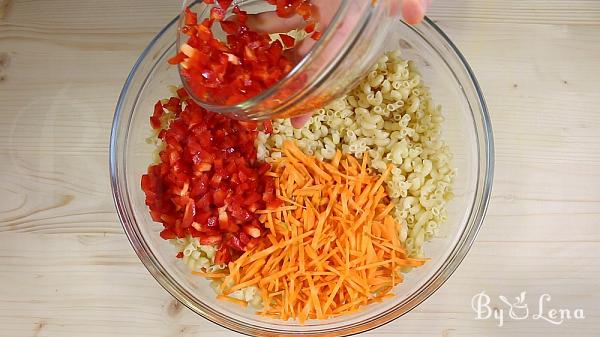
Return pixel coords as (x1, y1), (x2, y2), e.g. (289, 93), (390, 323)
(1, 0), (599, 336)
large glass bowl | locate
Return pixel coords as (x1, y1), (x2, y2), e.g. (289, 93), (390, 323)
(110, 10), (494, 337)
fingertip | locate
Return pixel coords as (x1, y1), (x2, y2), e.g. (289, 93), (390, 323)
(401, 0), (426, 25)
(291, 114), (312, 128)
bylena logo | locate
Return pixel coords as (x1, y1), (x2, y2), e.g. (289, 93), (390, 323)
(471, 291), (585, 327)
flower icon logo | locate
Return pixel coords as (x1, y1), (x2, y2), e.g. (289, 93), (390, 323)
(499, 291), (529, 320)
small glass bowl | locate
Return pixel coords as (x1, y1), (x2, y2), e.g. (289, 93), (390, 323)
(110, 9), (494, 337)
(177, 0), (397, 120)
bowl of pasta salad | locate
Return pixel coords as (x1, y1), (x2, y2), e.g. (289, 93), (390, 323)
(110, 3), (493, 335)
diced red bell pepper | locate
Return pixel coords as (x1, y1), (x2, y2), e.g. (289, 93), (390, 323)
(160, 228), (177, 240)
(263, 121), (273, 134)
(171, 0), (319, 105)
(141, 92), (281, 263)
(280, 34), (295, 48)
(210, 7), (225, 21)
(214, 245), (231, 264)
(220, 20), (238, 35)
(184, 7), (198, 25)
(224, 233), (245, 252)
(168, 51), (187, 65)
(200, 234), (222, 245)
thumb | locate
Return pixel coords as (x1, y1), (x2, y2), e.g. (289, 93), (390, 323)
(291, 114), (312, 129)
(400, 0), (429, 24)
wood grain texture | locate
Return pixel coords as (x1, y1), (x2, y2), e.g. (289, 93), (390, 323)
(1, 0), (599, 336)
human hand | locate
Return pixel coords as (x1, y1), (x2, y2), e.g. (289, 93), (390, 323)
(246, 0), (431, 128)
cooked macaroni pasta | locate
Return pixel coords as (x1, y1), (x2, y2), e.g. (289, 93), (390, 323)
(256, 50), (455, 257)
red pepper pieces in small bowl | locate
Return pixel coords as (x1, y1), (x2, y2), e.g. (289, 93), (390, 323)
(169, 0), (321, 106)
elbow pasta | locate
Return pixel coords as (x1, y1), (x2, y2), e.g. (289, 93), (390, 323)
(255, 50), (455, 258)
(170, 236), (226, 273)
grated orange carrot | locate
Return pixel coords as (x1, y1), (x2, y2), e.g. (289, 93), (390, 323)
(217, 140), (426, 322)
(217, 295), (248, 307)
(191, 271), (228, 278)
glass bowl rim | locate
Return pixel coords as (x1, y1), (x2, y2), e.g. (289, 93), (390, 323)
(109, 14), (494, 337)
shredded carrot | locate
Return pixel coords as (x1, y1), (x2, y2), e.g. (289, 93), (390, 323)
(216, 140), (426, 322)
(224, 275), (262, 295)
(217, 295), (249, 307)
(191, 271), (228, 278)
